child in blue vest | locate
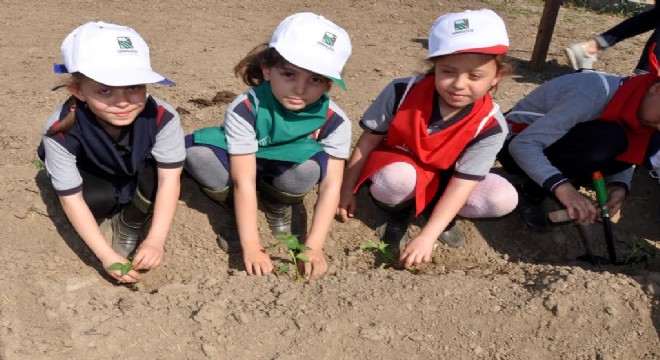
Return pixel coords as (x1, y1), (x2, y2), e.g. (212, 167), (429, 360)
(337, 9), (518, 268)
(38, 22), (185, 284)
(185, 13), (352, 279)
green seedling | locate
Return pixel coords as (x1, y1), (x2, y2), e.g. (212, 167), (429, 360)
(361, 240), (398, 268)
(107, 261), (133, 276)
(31, 158), (45, 170)
(623, 236), (657, 265)
(274, 233), (310, 280)
(107, 254), (135, 278)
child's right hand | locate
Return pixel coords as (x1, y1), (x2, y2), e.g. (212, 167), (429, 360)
(102, 253), (142, 284)
(243, 247), (274, 276)
(337, 192), (356, 222)
(554, 183), (598, 224)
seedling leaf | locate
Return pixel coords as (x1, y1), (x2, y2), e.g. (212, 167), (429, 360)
(299, 245), (312, 251)
(283, 235), (300, 250)
(361, 240), (379, 250)
(107, 262), (123, 271)
(107, 262), (133, 276)
(296, 253), (310, 262)
(277, 263), (290, 275)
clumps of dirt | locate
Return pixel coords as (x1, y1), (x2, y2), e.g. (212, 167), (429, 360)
(188, 90), (237, 108)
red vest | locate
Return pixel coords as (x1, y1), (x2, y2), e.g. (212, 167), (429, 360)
(355, 75), (500, 215)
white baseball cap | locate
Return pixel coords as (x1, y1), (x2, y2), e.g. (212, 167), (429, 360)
(426, 9), (509, 59)
(269, 12), (351, 90)
(54, 21), (174, 86)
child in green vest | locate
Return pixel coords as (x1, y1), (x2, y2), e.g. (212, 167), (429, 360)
(185, 12), (352, 279)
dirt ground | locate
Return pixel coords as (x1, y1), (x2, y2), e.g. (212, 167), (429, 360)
(1, 0), (659, 359)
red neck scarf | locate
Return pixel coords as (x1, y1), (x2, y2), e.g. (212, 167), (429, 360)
(600, 72), (657, 164)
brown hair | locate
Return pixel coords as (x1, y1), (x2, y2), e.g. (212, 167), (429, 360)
(46, 73), (85, 136)
(234, 43), (289, 87)
(423, 53), (512, 92)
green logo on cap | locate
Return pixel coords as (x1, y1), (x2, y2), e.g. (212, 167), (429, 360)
(454, 19), (469, 31)
(322, 32), (337, 47)
(117, 37), (134, 49)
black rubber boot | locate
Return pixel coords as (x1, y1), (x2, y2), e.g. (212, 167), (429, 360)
(258, 176), (307, 240)
(202, 186), (241, 253)
(111, 191), (150, 258)
(516, 182), (552, 233)
(439, 220), (466, 248)
(373, 198), (414, 254)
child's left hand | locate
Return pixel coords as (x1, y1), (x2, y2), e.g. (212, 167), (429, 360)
(399, 234), (436, 268)
(132, 239), (164, 270)
(299, 248), (328, 280)
(604, 186), (626, 217)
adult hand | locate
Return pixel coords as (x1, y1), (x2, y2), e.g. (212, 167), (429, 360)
(554, 183), (598, 224)
(243, 247), (273, 276)
(399, 234), (436, 268)
(132, 238), (164, 270)
(299, 248), (328, 280)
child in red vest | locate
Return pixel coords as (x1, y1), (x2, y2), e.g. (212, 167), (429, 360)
(500, 68), (660, 232)
(338, 9), (517, 268)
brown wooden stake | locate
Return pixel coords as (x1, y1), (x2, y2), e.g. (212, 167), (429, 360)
(529, 0), (562, 71)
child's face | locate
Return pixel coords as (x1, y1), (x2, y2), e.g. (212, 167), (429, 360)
(433, 53), (503, 114)
(262, 63), (330, 112)
(638, 82), (660, 131)
(68, 77), (147, 128)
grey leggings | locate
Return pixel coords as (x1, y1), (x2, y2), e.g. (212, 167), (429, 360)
(184, 146), (320, 195)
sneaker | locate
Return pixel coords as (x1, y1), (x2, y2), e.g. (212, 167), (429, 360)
(564, 43), (597, 70)
(517, 195), (552, 233)
(111, 212), (143, 258)
(439, 222), (467, 248)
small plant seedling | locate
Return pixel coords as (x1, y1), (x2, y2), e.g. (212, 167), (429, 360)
(274, 233), (310, 280)
(107, 254), (135, 278)
(623, 236), (657, 265)
(361, 240), (398, 268)
(31, 158), (45, 170)
(107, 261), (133, 277)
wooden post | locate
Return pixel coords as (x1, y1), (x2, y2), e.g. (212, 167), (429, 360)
(529, 0), (562, 71)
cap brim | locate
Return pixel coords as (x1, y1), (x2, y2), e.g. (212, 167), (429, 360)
(54, 65), (175, 86)
(54, 64), (68, 73)
(326, 75), (346, 90)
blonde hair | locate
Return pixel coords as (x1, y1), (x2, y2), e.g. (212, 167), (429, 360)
(46, 73), (85, 136)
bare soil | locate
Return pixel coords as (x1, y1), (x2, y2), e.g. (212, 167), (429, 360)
(0, 0), (658, 359)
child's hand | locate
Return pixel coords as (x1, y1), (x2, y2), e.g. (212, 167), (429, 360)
(102, 254), (142, 284)
(399, 234), (436, 268)
(299, 248), (328, 280)
(604, 186), (626, 217)
(554, 183), (598, 224)
(337, 192), (356, 222)
(243, 247), (274, 276)
(132, 239), (164, 270)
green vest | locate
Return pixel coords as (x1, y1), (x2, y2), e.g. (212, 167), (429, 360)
(193, 82), (328, 163)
